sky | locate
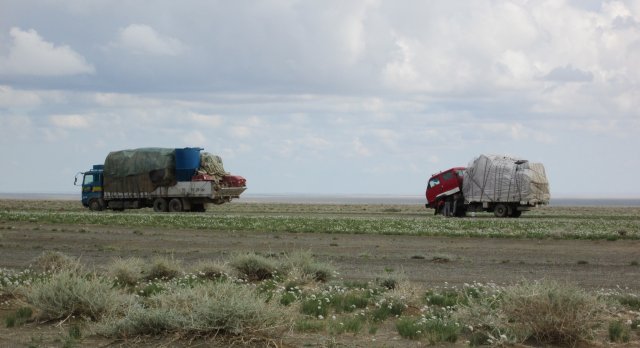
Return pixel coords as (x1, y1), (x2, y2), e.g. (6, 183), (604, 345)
(0, 0), (639, 198)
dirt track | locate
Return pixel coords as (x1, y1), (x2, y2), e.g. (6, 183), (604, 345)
(2, 220), (639, 290)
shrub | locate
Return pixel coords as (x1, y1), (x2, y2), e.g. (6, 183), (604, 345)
(329, 315), (364, 334)
(331, 291), (370, 313)
(107, 257), (144, 287)
(371, 297), (406, 322)
(30, 251), (79, 273)
(425, 289), (464, 307)
(282, 251), (335, 282)
(26, 269), (128, 321)
(98, 282), (291, 339)
(498, 280), (602, 346)
(294, 319), (325, 332)
(616, 294), (640, 310)
(230, 253), (278, 281)
(396, 317), (423, 339)
(144, 256), (182, 281)
(192, 260), (231, 281)
(422, 318), (459, 344)
(5, 306), (32, 327)
(396, 316), (458, 343)
(608, 320), (630, 342)
(301, 296), (329, 318)
(379, 277), (398, 290)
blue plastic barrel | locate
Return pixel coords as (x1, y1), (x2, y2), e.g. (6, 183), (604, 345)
(175, 147), (202, 181)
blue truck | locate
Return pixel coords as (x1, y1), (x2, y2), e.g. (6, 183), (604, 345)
(75, 147), (246, 212)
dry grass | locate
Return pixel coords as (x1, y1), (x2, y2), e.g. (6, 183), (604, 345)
(107, 257), (144, 286)
(457, 279), (604, 346)
(97, 281), (292, 339)
(26, 269), (128, 321)
(30, 251), (81, 273)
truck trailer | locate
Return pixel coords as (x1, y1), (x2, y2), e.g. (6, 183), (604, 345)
(425, 154), (550, 217)
(75, 147), (246, 212)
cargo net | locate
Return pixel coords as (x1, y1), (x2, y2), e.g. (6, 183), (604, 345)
(461, 154), (550, 205)
(103, 148), (176, 193)
(196, 152), (229, 181)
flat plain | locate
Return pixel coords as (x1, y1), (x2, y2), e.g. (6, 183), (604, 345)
(1, 199), (639, 347)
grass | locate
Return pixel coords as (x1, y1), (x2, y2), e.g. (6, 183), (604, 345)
(26, 269), (127, 321)
(1, 250), (637, 346)
(2, 202), (640, 240)
(230, 253), (279, 281)
(457, 279), (603, 346)
(609, 320), (631, 342)
(5, 306), (32, 327)
(97, 281), (292, 339)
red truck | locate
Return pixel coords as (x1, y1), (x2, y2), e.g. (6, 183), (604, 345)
(425, 155), (550, 218)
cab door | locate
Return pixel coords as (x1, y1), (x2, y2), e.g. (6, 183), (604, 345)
(81, 172), (102, 206)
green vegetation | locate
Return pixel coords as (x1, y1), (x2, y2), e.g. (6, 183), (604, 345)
(1, 251), (638, 346)
(457, 280), (604, 346)
(1, 201), (639, 240)
(609, 320), (631, 343)
(5, 306), (32, 328)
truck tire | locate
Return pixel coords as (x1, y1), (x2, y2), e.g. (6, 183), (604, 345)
(511, 209), (522, 218)
(168, 198), (183, 212)
(153, 198), (168, 212)
(494, 204), (508, 218)
(89, 199), (103, 211)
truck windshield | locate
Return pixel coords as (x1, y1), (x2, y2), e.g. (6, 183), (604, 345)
(428, 178), (440, 188)
(83, 174), (94, 185)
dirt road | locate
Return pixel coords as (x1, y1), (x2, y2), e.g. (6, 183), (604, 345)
(2, 221), (639, 290)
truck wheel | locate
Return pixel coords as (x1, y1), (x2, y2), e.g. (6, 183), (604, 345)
(153, 198), (168, 212)
(511, 210), (522, 218)
(494, 204), (508, 218)
(89, 199), (103, 211)
(168, 198), (183, 212)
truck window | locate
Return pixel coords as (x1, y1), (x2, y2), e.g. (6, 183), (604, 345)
(429, 178), (440, 188)
(456, 170), (464, 177)
(83, 174), (94, 186)
(442, 172), (454, 181)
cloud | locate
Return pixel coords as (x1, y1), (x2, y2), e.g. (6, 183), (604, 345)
(0, 85), (42, 108)
(0, 27), (94, 76)
(115, 24), (186, 56)
(231, 126), (251, 139)
(544, 65), (594, 82)
(182, 130), (207, 146)
(49, 115), (90, 129)
(191, 114), (223, 128)
(351, 137), (371, 157)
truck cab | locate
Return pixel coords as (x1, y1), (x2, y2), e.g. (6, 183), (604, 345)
(425, 167), (465, 210)
(75, 165), (105, 211)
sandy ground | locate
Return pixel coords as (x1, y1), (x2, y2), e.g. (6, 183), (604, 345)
(1, 202), (640, 347)
(1, 220), (639, 290)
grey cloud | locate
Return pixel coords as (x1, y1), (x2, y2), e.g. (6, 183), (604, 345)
(544, 65), (594, 83)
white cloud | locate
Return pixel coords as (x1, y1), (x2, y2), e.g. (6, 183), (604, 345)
(231, 126), (251, 139)
(182, 130), (207, 146)
(0, 27), (94, 76)
(49, 115), (90, 129)
(115, 24), (186, 56)
(0, 85), (42, 108)
(351, 137), (371, 157)
(191, 114), (223, 128)
(382, 37), (420, 90)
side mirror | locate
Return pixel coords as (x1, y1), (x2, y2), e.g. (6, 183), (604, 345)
(74, 172), (83, 186)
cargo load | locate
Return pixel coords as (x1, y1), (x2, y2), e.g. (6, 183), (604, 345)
(425, 154), (550, 218)
(462, 154), (550, 205)
(76, 147), (246, 212)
